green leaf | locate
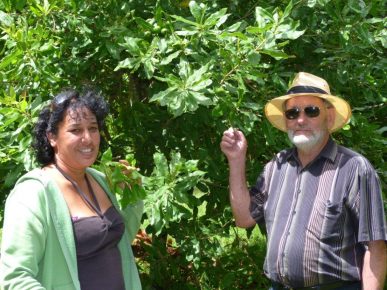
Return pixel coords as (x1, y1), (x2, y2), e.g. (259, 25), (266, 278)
(39, 40), (54, 52)
(119, 186), (131, 209)
(276, 24), (304, 40)
(255, 6), (273, 28)
(100, 148), (113, 163)
(189, 1), (202, 22)
(13, 0), (27, 11)
(307, 0), (317, 7)
(143, 59), (155, 78)
(134, 17), (154, 31)
(260, 49), (289, 60)
(247, 52), (261, 65)
(215, 14), (229, 28)
(220, 31), (248, 40)
(282, 0), (294, 19)
(189, 91), (212, 106)
(170, 14), (199, 27)
(175, 29), (197, 36)
(30, 5), (43, 17)
(204, 8), (228, 28)
(0, 50), (23, 70)
(105, 42), (121, 60)
(178, 59), (191, 80)
(226, 21), (243, 32)
(185, 64), (210, 88)
(160, 51), (180, 65)
(189, 78), (212, 92)
(120, 37), (142, 55)
(348, 0), (369, 17)
(246, 26), (265, 34)
(154, 152), (169, 176)
(157, 38), (168, 53)
(356, 23), (375, 45)
(114, 57), (141, 71)
(1, 0), (12, 12)
(149, 86), (176, 103)
(0, 11), (13, 26)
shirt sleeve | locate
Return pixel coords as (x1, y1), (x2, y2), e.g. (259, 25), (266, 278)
(249, 160), (274, 230)
(0, 180), (47, 290)
(349, 156), (387, 243)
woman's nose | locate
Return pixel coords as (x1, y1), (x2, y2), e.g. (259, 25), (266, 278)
(82, 130), (92, 142)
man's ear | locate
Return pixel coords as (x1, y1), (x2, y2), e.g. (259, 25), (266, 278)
(327, 106), (336, 130)
(47, 132), (56, 147)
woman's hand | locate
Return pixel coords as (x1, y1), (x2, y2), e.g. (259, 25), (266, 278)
(118, 159), (141, 189)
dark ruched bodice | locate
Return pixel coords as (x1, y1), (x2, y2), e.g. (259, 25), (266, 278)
(73, 206), (125, 290)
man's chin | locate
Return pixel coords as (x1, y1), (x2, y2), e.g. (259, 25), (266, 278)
(288, 129), (328, 152)
(288, 131), (316, 150)
(290, 134), (312, 144)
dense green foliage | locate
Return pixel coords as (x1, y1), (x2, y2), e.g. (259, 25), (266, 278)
(0, 0), (386, 289)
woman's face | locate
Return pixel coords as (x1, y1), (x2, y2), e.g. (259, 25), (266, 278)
(48, 107), (100, 170)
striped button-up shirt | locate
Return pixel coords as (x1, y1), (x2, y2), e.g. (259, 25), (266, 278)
(249, 138), (387, 288)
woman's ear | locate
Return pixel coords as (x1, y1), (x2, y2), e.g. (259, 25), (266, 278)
(47, 132), (56, 148)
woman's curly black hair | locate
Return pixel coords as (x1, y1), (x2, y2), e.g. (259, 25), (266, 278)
(32, 88), (109, 166)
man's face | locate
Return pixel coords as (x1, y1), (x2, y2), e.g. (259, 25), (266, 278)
(285, 95), (335, 152)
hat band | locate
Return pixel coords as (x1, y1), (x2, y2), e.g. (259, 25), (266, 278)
(286, 85), (327, 95)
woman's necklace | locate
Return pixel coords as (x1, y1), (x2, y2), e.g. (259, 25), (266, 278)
(55, 164), (103, 218)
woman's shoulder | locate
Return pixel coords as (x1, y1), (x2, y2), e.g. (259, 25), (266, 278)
(86, 167), (106, 180)
(13, 168), (50, 190)
(6, 168), (52, 209)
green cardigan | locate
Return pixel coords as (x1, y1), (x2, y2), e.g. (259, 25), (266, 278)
(0, 168), (143, 290)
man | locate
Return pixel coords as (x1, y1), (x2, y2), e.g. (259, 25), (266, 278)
(220, 72), (386, 290)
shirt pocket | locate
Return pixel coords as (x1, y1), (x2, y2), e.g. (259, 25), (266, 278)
(320, 200), (344, 241)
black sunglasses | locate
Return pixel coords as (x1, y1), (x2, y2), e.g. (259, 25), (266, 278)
(285, 106), (321, 120)
(50, 90), (79, 110)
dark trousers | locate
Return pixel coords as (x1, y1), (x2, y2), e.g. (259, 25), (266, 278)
(269, 281), (362, 290)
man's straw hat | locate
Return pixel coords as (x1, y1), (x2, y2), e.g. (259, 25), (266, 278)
(264, 72), (351, 132)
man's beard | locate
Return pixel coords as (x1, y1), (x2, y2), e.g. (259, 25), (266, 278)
(287, 129), (326, 152)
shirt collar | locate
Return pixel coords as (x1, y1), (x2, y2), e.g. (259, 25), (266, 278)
(319, 137), (337, 162)
(285, 137), (338, 164)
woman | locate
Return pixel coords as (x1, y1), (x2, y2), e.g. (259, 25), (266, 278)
(0, 89), (143, 290)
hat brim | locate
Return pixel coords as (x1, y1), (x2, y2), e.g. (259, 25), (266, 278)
(264, 93), (351, 133)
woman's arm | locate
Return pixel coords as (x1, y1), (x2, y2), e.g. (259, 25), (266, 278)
(0, 181), (47, 290)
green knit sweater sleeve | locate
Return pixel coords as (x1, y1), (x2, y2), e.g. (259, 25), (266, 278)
(0, 178), (47, 290)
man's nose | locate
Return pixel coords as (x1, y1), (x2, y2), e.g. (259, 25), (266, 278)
(296, 112), (307, 124)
